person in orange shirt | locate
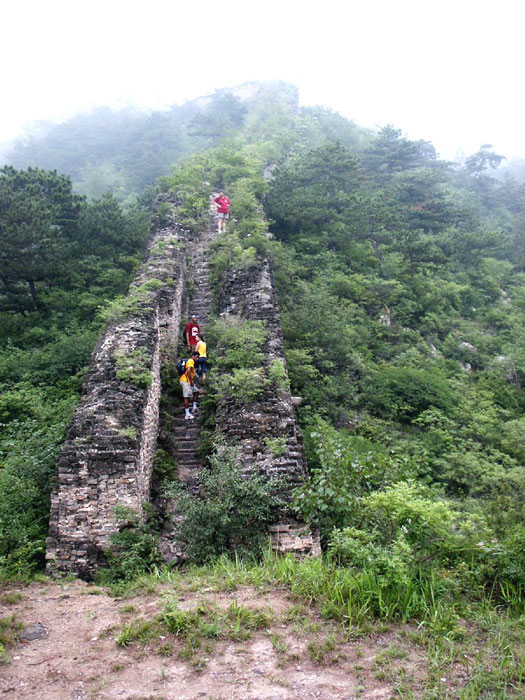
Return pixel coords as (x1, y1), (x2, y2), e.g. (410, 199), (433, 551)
(179, 351), (200, 420)
(194, 334), (207, 381)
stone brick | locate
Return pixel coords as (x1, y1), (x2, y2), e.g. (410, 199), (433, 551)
(46, 197), (188, 579)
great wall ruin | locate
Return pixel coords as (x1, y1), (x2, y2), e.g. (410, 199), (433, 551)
(45, 199), (319, 578)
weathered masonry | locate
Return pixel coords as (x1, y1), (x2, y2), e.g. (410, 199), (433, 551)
(46, 200), (318, 578)
(216, 259), (319, 554)
(46, 201), (187, 578)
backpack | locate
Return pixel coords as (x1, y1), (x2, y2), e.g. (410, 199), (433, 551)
(176, 358), (187, 377)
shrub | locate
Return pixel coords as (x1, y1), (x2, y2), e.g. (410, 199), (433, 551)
(328, 527), (412, 588)
(500, 417), (525, 461)
(164, 442), (284, 563)
(292, 418), (416, 538)
(268, 359), (289, 393)
(496, 526), (525, 587)
(0, 410), (75, 577)
(264, 436), (287, 458)
(210, 316), (267, 371)
(97, 505), (162, 583)
(114, 348), (152, 387)
(215, 367), (268, 403)
(362, 481), (482, 563)
(209, 233), (258, 288)
(326, 482), (494, 604)
(363, 366), (454, 422)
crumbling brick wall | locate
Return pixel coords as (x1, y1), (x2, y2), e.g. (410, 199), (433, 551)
(216, 257), (320, 555)
(46, 202), (187, 578)
(46, 209), (318, 579)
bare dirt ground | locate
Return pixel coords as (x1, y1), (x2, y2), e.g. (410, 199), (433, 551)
(0, 578), (448, 700)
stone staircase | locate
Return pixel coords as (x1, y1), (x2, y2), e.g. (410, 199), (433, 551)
(171, 227), (215, 492)
(157, 223), (217, 561)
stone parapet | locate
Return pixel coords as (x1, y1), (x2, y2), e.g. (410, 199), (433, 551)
(46, 200), (187, 578)
(216, 257), (320, 556)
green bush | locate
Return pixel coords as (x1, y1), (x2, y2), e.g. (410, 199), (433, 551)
(363, 366), (454, 422)
(0, 409), (75, 577)
(215, 367), (268, 404)
(326, 482), (493, 602)
(114, 348), (152, 387)
(97, 505), (162, 583)
(496, 526), (525, 587)
(264, 436), (287, 457)
(328, 527), (412, 588)
(268, 359), (289, 393)
(209, 233), (258, 288)
(210, 316), (267, 371)
(500, 417), (525, 461)
(293, 419), (416, 538)
(165, 442), (284, 563)
(362, 481), (485, 565)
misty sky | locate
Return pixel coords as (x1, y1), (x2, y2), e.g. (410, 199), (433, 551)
(2, 0), (524, 161)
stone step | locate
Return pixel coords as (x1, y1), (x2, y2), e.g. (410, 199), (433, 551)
(173, 429), (201, 437)
(176, 448), (200, 457)
(170, 231), (214, 492)
(178, 459), (202, 469)
(174, 445), (199, 453)
(178, 461), (203, 470)
(172, 433), (200, 441)
(172, 423), (200, 432)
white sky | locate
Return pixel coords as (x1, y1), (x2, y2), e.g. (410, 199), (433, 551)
(2, 0), (524, 161)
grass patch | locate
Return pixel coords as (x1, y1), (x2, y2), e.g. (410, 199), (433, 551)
(307, 634), (338, 664)
(0, 615), (23, 664)
(0, 592), (23, 605)
(115, 598), (273, 669)
(101, 551), (524, 695)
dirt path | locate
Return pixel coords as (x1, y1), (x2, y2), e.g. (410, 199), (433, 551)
(1, 578), (431, 699)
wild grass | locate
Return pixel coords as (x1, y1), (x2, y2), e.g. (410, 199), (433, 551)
(0, 615), (23, 664)
(115, 597), (273, 669)
(104, 550), (524, 693)
(105, 550), (522, 633)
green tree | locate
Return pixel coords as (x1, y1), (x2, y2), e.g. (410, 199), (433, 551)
(363, 125), (438, 185)
(0, 167), (82, 312)
(266, 141), (363, 251)
(189, 91), (247, 142)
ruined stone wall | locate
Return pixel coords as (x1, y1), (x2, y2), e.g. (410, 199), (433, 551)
(46, 202), (187, 578)
(216, 258), (320, 555)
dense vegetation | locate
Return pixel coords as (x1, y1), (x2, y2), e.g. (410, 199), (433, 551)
(3, 81), (357, 201)
(156, 93), (525, 623)
(1, 80), (524, 644)
(0, 166), (152, 573)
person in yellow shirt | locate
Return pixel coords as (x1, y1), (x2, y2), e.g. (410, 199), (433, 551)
(180, 351), (200, 420)
(194, 335), (207, 381)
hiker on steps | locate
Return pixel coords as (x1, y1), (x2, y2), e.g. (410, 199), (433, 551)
(185, 314), (200, 351)
(180, 351), (200, 420)
(213, 191), (230, 234)
(194, 334), (207, 381)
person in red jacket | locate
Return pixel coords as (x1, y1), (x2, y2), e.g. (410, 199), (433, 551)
(213, 191), (231, 233)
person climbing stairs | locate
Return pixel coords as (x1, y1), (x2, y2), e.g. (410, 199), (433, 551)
(170, 222), (216, 492)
